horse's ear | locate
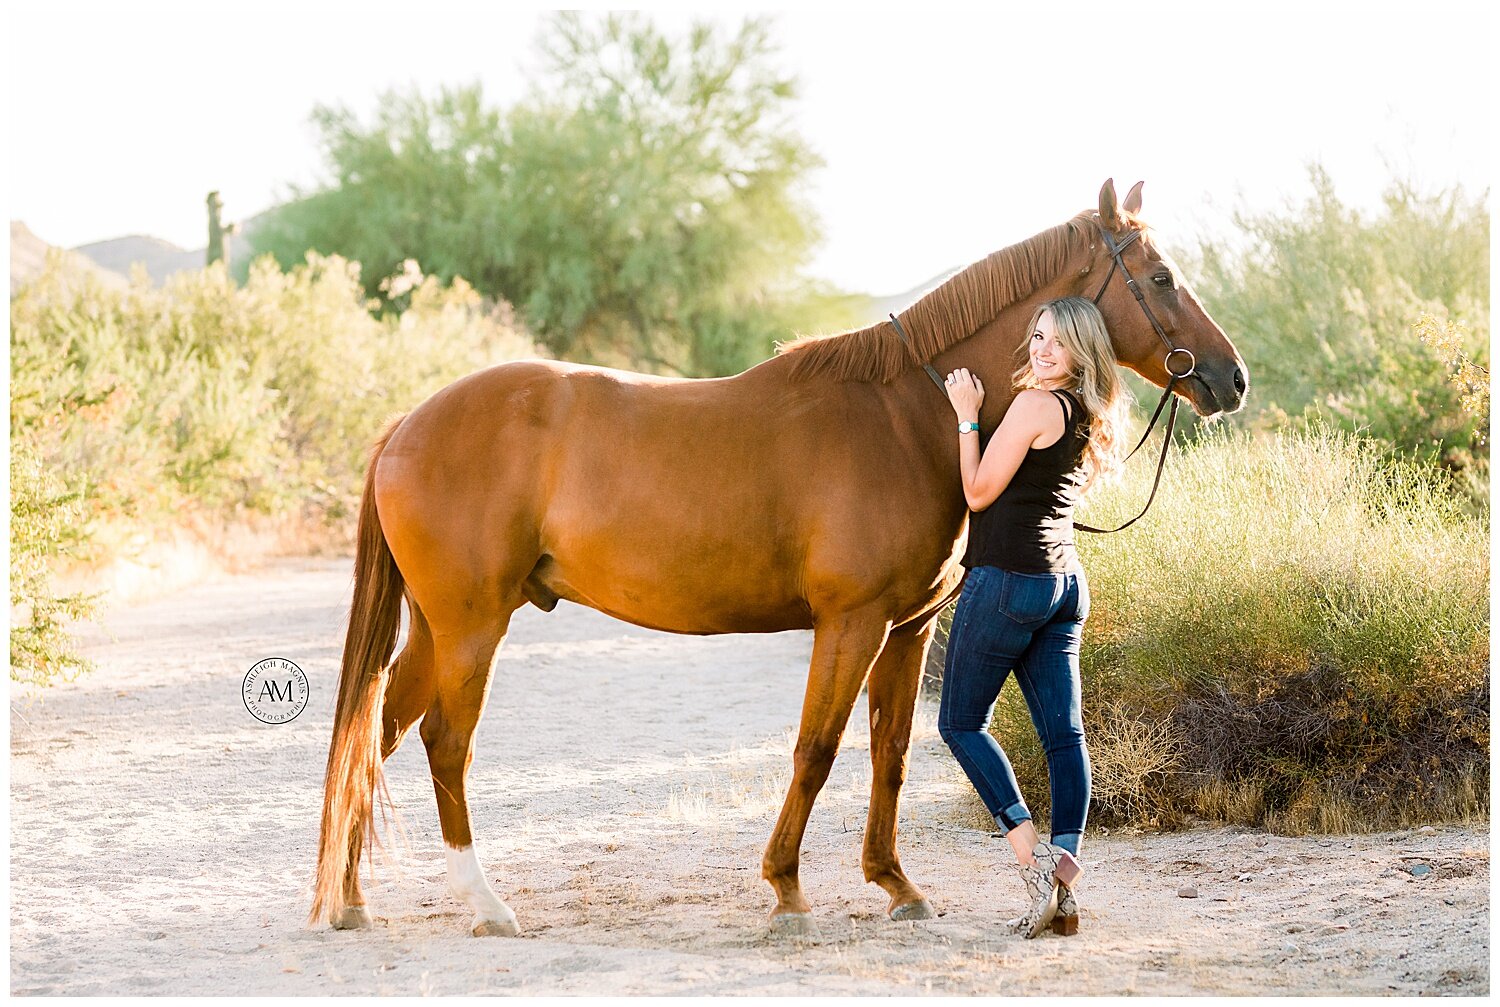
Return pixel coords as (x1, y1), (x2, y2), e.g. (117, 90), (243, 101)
(1123, 180), (1144, 215)
(1098, 178), (1121, 230)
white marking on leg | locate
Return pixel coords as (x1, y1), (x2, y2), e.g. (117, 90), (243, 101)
(872, 707), (881, 730)
(445, 844), (518, 933)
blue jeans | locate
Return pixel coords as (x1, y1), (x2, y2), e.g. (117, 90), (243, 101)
(937, 564), (1091, 857)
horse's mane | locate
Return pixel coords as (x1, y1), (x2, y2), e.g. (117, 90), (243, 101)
(776, 210), (1105, 383)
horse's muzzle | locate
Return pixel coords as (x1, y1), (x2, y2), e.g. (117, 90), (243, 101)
(1187, 359), (1248, 417)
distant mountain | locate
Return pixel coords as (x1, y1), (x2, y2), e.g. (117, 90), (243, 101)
(17, 208), (961, 317)
(72, 233), (201, 284)
(72, 211), (267, 285)
(10, 221), (128, 293)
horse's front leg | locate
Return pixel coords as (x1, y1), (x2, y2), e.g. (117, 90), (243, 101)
(862, 614), (939, 920)
(761, 608), (890, 936)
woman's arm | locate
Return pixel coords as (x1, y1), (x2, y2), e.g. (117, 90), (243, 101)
(946, 370), (1058, 511)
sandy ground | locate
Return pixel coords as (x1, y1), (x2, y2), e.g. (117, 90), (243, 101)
(9, 556), (1490, 995)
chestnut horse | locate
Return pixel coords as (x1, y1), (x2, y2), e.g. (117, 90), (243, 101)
(311, 179), (1247, 937)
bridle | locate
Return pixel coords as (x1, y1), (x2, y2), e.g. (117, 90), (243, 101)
(1073, 222), (1196, 533)
(888, 218), (1198, 535)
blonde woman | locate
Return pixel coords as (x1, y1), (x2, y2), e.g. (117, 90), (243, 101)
(939, 295), (1130, 938)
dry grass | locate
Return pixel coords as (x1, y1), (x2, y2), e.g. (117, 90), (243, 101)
(1192, 779), (1267, 826)
(934, 428), (1488, 835)
(1086, 702), (1186, 824)
(663, 740), (794, 827)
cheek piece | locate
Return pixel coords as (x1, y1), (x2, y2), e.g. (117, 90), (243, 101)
(1074, 224), (1196, 534)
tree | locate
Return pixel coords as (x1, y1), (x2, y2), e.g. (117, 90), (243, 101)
(251, 13), (845, 376)
(1183, 166), (1489, 466)
(249, 85), (502, 303)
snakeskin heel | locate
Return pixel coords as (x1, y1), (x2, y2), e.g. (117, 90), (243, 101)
(1004, 889), (1078, 935)
(1007, 842), (1083, 939)
(1051, 881), (1079, 935)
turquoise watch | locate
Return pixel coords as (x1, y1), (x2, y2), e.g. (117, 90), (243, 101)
(958, 421), (979, 434)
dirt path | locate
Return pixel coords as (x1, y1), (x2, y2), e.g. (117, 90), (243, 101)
(9, 557), (1489, 995)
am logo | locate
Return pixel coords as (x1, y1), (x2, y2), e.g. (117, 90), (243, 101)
(242, 658), (310, 725)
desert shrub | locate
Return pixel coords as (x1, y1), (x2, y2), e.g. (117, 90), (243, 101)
(10, 438), (97, 688)
(12, 252), (535, 521)
(937, 426), (1488, 833)
(9, 251), (539, 684)
(1185, 168), (1488, 475)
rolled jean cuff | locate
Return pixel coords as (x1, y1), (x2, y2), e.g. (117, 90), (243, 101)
(1050, 830), (1082, 857)
(993, 800), (1032, 834)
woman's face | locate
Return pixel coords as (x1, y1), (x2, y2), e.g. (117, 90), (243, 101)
(1029, 310), (1075, 387)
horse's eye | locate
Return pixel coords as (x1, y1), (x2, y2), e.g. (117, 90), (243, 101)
(1153, 273), (1173, 289)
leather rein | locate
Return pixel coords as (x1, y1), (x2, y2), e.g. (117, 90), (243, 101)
(889, 221), (1197, 535)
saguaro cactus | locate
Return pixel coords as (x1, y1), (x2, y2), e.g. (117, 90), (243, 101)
(206, 191), (238, 268)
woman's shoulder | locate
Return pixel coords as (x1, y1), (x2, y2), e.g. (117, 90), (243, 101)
(1010, 388), (1060, 412)
(1001, 389), (1069, 439)
(1012, 387), (1077, 419)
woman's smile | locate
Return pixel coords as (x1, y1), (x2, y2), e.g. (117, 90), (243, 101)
(1029, 310), (1074, 386)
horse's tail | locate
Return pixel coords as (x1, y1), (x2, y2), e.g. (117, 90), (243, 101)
(309, 415), (407, 926)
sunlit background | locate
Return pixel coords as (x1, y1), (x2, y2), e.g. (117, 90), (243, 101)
(8, 3), (1489, 293)
(7, 1), (1492, 876)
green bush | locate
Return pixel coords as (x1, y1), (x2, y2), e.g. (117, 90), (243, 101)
(10, 438), (97, 689)
(250, 15), (859, 376)
(1184, 167), (1488, 475)
(940, 426), (1488, 833)
(12, 252), (535, 522)
(10, 251), (539, 684)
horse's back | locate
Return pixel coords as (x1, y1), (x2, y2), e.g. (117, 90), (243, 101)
(374, 358), (834, 633)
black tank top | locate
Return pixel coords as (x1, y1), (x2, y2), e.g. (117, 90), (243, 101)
(962, 389), (1088, 574)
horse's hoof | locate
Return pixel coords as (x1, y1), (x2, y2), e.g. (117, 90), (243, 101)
(768, 912), (818, 938)
(472, 916), (521, 938)
(890, 898), (936, 922)
(332, 905), (374, 930)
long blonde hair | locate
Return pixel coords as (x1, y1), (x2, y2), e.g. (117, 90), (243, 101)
(1011, 296), (1130, 494)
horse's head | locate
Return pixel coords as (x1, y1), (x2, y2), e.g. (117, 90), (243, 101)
(1085, 179), (1247, 417)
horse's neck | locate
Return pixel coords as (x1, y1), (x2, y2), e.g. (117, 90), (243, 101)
(918, 277), (1087, 432)
(754, 265), (1090, 485)
(813, 277), (1084, 518)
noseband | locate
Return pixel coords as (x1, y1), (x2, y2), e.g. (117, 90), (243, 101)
(888, 220), (1196, 535)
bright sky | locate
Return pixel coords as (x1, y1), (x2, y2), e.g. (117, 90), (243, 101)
(6, 2), (1491, 295)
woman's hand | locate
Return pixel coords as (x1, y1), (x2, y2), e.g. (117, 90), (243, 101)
(945, 368), (984, 422)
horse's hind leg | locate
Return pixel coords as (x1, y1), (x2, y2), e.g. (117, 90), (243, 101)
(862, 615), (938, 921)
(762, 609), (890, 935)
(420, 598), (523, 938)
(331, 599), (437, 930)
(381, 598), (436, 760)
